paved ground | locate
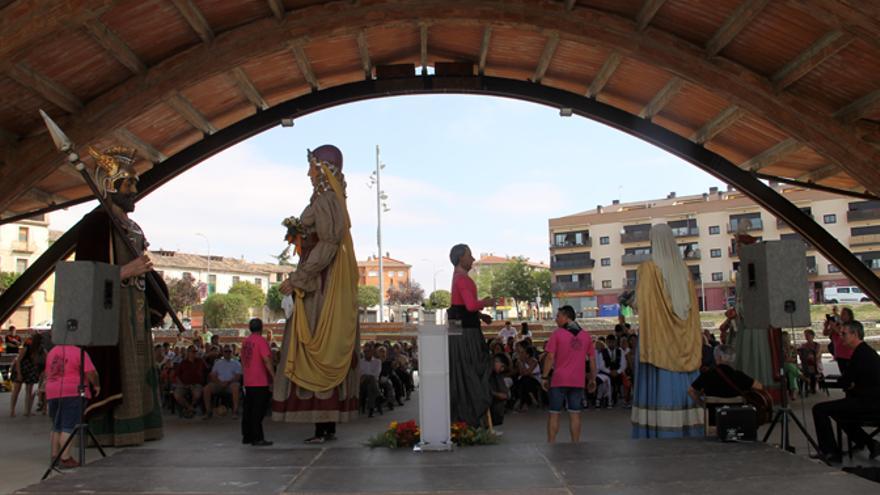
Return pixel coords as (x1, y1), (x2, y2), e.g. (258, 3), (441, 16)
(2, 382), (878, 494)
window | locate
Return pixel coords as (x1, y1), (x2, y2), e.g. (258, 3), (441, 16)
(232, 276), (240, 285)
(15, 258), (28, 273)
(823, 214), (837, 224)
(602, 280), (612, 289)
(711, 272), (723, 282)
(828, 264), (840, 273)
(709, 226), (720, 235)
(255, 277), (262, 286)
(276, 273), (283, 282)
(208, 274), (216, 295)
(600, 236), (610, 245)
(601, 257), (611, 266)
(18, 227), (28, 242)
(368, 270), (378, 276)
(398, 271), (405, 277)
(710, 248), (722, 258)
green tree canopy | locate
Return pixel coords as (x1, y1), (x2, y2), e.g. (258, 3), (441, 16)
(167, 273), (199, 312)
(425, 289), (451, 310)
(531, 269), (552, 303)
(387, 282), (425, 305)
(0, 271), (19, 294)
(203, 293), (249, 328)
(228, 280), (265, 308)
(357, 285), (381, 309)
(474, 268), (499, 300)
(266, 283), (284, 314)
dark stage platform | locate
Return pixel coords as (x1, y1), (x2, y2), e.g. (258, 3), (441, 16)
(15, 439), (878, 494)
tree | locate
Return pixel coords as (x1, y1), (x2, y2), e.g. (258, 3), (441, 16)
(167, 274), (199, 312)
(266, 283), (284, 316)
(474, 268), (500, 300)
(424, 289), (451, 310)
(387, 282), (425, 305)
(358, 285), (381, 310)
(228, 280), (265, 309)
(531, 269), (552, 303)
(492, 258), (536, 317)
(0, 271), (19, 294)
(203, 293), (249, 328)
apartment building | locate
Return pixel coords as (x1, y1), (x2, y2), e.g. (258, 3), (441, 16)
(0, 217), (56, 328)
(548, 185), (880, 316)
(358, 254), (412, 300)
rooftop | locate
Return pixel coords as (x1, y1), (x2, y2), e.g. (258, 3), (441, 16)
(150, 250), (294, 276)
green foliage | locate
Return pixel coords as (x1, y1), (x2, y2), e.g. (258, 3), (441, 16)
(531, 269), (552, 302)
(425, 289), (451, 310)
(474, 268), (499, 300)
(167, 273), (199, 311)
(387, 282), (425, 305)
(0, 271), (19, 293)
(203, 293), (249, 328)
(474, 259), (551, 316)
(357, 285), (381, 309)
(266, 283), (284, 314)
(228, 281), (265, 308)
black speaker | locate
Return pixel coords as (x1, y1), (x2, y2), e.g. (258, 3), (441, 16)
(51, 261), (120, 346)
(717, 405), (758, 441)
(738, 240), (810, 329)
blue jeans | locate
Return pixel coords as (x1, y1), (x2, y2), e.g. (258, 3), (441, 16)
(548, 387), (584, 413)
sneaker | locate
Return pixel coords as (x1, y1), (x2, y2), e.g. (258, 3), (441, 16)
(59, 457), (80, 469)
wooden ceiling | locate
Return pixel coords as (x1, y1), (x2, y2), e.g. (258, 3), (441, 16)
(1, 0), (879, 218)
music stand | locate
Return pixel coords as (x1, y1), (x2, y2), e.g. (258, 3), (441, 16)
(42, 342), (107, 478)
(761, 300), (821, 454)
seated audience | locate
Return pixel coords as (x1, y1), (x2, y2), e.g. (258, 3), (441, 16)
(357, 343), (383, 417)
(596, 334), (626, 408)
(489, 353), (511, 427)
(203, 345), (242, 419)
(798, 329), (822, 395)
(812, 320), (880, 463)
(173, 346), (208, 418)
(511, 342), (541, 412)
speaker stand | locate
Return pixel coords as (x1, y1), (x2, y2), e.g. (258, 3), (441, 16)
(42, 347), (107, 479)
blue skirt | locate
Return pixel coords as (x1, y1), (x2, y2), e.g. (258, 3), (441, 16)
(630, 347), (704, 439)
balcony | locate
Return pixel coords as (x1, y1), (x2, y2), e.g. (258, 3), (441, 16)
(683, 250), (701, 261)
(550, 237), (592, 249)
(729, 246), (739, 257)
(671, 227), (700, 238)
(552, 280), (594, 293)
(622, 253), (651, 265)
(727, 219), (763, 233)
(847, 209), (880, 222)
(850, 233), (880, 247)
(807, 265), (818, 275)
(620, 231), (651, 244)
(550, 257), (596, 270)
(622, 277), (638, 289)
(10, 241), (37, 253)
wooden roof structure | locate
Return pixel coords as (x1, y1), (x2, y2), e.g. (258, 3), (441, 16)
(1, 0), (879, 220)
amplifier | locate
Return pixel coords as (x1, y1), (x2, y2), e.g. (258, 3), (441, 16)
(717, 405), (758, 442)
(51, 261), (120, 347)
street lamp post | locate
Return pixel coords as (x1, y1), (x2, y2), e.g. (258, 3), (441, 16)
(420, 258), (444, 293)
(196, 233), (211, 298)
(369, 146), (390, 322)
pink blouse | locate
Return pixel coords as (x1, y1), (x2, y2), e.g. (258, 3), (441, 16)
(451, 271), (484, 312)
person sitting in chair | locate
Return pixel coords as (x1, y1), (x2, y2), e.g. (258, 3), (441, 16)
(688, 345), (763, 426)
(812, 320), (880, 464)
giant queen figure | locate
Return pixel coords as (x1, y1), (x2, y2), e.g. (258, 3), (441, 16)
(273, 145), (359, 443)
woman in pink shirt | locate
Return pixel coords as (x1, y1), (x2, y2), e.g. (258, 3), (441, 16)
(825, 307), (855, 374)
(447, 244), (495, 427)
(45, 345), (100, 469)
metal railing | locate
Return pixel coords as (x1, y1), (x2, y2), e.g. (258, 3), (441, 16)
(622, 253), (651, 265)
(671, 227), (699, 238)
(847, 209), (880, 222)
(551, 237), (592, 248)
(550, 257), (596, 270)
(727, 219), (763, 232)
(620, 231), (651, 243)
(551, 280), (594, 292)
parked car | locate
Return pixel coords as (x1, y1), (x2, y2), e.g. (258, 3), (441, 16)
(823, 286), (870, 304)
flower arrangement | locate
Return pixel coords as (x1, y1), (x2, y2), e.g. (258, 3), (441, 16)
(367, 420), (499, 448)
(279, 215), (307, 259)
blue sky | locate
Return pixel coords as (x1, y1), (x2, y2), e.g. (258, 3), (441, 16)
(52, 94), (726, 292)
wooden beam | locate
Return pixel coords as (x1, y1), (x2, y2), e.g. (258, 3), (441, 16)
(7, 64), (83, 114)
(24, 188), (67, 206)
(267, 0), (285, 20)
(478, 26), (492, 76)
(771, 30), (852, 91)
(113, 128), (168, 163)
(835, 89), (880, 124)
(420, 23), (428, 75)
(706, 0), (770, 57)
(83, 18), (146, 75)
(228, 67), (268, 111)
(165, 92), (217, 135)
(290, 43), (319, 91)
(356, 30), (372, 79)
(586, 51), (621, 98)
(636, 0), (667, 31)
(738, 138), (803, 172)
(171, 0), (214, 43)
(797, 163), (839, 183)
(564, 0), (576, 11)
(690, 106), (745, 144)
(639, 76), (683, 119)
(531, 32), (559, 84)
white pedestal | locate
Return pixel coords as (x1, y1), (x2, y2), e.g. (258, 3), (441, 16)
(414, 323), (453, 452)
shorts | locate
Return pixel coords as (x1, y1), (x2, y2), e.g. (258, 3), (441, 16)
(48, 397), (82, 433)
(548, 386), (584, 413)
(174, 384), (203, 399)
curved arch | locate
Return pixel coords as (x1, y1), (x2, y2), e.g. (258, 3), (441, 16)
(4, 0), (879, 214)
(1, 73), (877, 324)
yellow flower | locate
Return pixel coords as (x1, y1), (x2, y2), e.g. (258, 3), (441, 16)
(389, 421), (398, 430)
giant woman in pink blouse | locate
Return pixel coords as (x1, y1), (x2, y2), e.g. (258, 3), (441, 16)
(447, 244), (495, 427)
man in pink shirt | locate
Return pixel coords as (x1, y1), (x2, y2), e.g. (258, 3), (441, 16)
(45, 345), (100, 469)
(241, 318), (275, 446)
(542, 305), (597, 443)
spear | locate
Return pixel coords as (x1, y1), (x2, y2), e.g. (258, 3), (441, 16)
(39, 109), (187, 334)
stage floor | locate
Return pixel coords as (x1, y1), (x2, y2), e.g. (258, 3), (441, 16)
(14, 439), (880, 494)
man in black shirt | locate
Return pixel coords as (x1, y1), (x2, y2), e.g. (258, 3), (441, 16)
(689, 345), (763, 424)
(812, 320), (880, 463)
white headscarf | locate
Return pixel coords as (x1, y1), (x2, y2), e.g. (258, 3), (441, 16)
(649, 224), (692, 320)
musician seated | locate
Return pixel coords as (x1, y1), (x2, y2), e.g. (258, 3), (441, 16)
(688, 345), (763, 425)
(811, 320), (880, 464)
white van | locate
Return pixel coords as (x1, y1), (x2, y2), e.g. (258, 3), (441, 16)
(823, 286), (870, 304)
